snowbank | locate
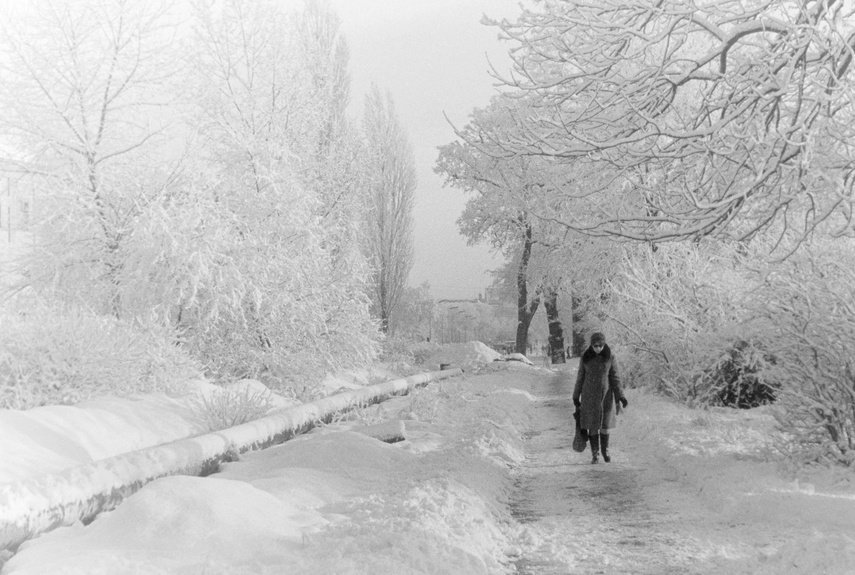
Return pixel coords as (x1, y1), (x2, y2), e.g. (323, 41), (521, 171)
(4, 474), (314, 573)
(2, 366), (536, 574)
(0, 391), (210, 484)
(422, 341), (502, 372)
(315, 364), (403, 395)
(0, 369), (464, 555)
(0, 366), (405, 486)
(0, 380), (305, 485)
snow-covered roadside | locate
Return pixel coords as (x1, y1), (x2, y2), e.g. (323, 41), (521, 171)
(0, 387), (222, 484)
(2, 360), (542, 574)
(3, 342), (855, 574)
(0, 362), (419, 485)
(0, 367), (467, 557)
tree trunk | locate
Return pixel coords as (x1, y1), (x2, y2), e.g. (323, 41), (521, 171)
(571, 294), (586, 357)
(543, 288), (566, 364)
(515, 300), (539, 355)
(515, 220), (539, 354)
(379, 281), (389, 333)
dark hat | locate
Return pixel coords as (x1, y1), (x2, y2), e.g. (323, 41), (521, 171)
(591, 332), (606, 344)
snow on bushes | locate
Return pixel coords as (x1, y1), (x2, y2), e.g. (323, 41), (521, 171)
(0, 301), (202, 409)
(1, 0), (382, 395)
(601, 242), (751, 403)
(377, 337), (440, 374)
(694, 340), (780, 409)
(599, 238), (855, 468)
(748, 240), (855, 467)
(196, 379), (296, 430)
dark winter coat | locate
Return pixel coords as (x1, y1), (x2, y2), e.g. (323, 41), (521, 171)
(573, 344), (626, 432)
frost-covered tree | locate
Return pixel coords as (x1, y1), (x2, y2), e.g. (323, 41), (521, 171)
(389, 283), (432, 341)
(437, 98), (542, 354)
(0, 0), (186, 315)
(436, 96), (619, 358)
(182, 0), (378, 382)
(746, 237), (855, 466)
(599, 241), (749, 397)
(361, 84), (416, 334)
(476, 0), (855, 249)
(290, 0), (367, 255)
(1, 0), (379, 389)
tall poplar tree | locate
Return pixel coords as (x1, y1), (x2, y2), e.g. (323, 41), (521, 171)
(361, 84), (416, 334)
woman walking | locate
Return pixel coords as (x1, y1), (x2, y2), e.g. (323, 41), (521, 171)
(573, 332), (628, 464)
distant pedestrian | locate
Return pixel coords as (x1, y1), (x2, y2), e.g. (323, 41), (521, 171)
(573, 332), (628, 464)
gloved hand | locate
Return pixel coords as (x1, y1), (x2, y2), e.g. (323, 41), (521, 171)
(619, 397), (628, 409)
(574, 399), (581, 408)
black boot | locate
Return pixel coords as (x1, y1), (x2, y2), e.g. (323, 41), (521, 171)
(589, 433), (600, 464)
(601, 433), (611, 463)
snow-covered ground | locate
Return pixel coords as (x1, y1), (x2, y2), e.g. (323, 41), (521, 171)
(2, 343), (854, 574)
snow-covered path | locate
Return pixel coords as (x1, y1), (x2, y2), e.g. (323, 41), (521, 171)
(510, 367), (730, 574)
(509, 365), (855, 575)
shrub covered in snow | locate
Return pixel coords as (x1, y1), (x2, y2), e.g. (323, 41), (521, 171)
(748, 241), (855, 467)
(197, 381), (277, 431)
(599, 238), (855, 468)
(0, 301), (202, 409)
(377, 336), (441, 375)
(694, 340), (780, 409)
(599, 242), (751, 403)
(409, 340), (444, 367)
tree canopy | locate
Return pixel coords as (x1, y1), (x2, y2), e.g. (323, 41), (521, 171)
(0, 0), (388, 385)
(465, 0), (855, 248)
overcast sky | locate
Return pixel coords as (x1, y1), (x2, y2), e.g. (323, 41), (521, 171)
(327, 0), (526, 300)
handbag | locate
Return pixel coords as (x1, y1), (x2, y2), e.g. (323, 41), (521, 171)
(572, 407), (588, 452)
